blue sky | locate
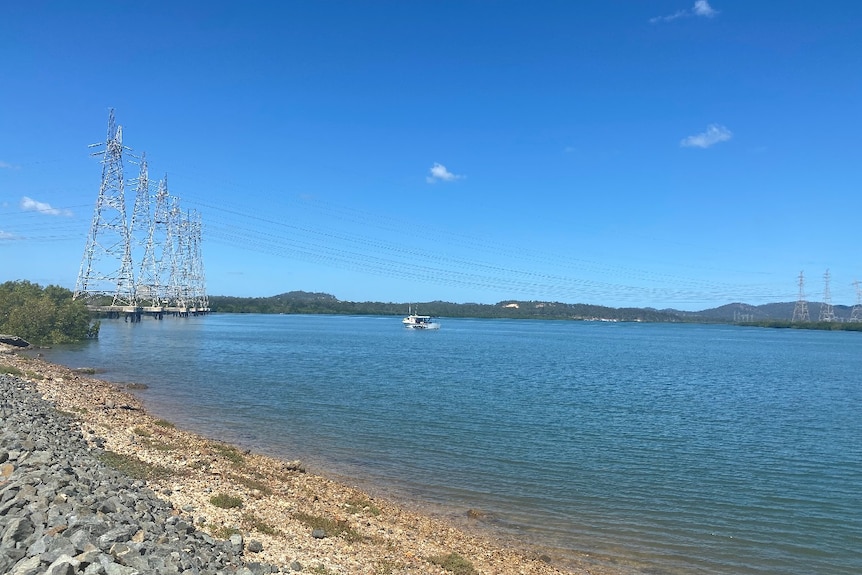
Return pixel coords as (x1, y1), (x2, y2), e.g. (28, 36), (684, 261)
(2, 1), (861, 310)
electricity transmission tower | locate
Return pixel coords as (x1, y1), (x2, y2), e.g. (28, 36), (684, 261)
(75, 110), (208, 315)
(819, 269), (835, 322)
(74, 109), (136, 306)
(792, 271), (810, 322)
(138, 175), (171, 307)
(129, 151), (150, 253)
(187, 210), (208, 310)
(166, 197), (190, 309)
(851, 281), (862, 322)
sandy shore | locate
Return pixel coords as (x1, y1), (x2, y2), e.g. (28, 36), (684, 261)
(1, 345), (628, 575)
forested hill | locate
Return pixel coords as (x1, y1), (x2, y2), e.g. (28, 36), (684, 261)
(208, 291), (862, 325)
(210, 292), (688, 322)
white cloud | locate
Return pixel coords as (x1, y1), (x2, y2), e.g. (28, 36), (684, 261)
(0, 160), (20, 170)
(693, 0), (718, 17)
(680, 124), (733, 148)
(0, 230), (16, 240)
(651, 1), (719, 23)
(426, 163), (464, 184)
(650, 10), (686, 23)
(20, 196), (73, 217)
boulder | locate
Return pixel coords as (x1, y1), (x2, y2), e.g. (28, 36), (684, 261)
(0, 335), (30, 347)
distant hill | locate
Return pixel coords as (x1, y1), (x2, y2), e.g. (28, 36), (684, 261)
(208, 292), (858, 324)
(683, 302), (854, 322)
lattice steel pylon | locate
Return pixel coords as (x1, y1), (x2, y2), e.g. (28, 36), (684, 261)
(138, 175), (171, 307)
(851, 280), (862, 322)
(186, 209), (208, 310)
(819, 269), (835, 322)
(74, 109), (136, 306)
(792, 271), (810, 322)
(165, 196), (190, 309)
(129, 151), (150, 253)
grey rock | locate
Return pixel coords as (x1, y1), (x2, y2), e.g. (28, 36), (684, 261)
(0, 335), (30, 347)
(229, 533), (243, 550)
(247, 539), (263, 552)
(0, 375), (269, 575)
(45, 553), (81, 575)
(2, 516), (35, 546)
(9, 555), (42, 575)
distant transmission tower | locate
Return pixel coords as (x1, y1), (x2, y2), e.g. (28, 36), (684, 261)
(851, 281), (862, 322)
(819, 269), (835, 322)
(792, 271), (810, 322)
(74, 109), (136, 306)
(187, 209), (208, 310)
(138, 175), (171, 307)
(166, 197), (190, 309)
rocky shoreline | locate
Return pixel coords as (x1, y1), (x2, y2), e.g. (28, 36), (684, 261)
(1, 347), (620, 575)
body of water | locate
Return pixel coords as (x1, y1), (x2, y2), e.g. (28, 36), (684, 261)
(38, 315), (862, 574)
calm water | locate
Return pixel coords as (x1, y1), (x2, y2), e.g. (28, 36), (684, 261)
(38, 315), (862, 574)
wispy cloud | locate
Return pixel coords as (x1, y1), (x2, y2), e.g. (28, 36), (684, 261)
(20, 196), (74, 217)
(651, 1), (719, 23)
(693, 0), (718, 17)
(680, 124), (733, 148)
(0, 160), (20, 170)
(426, 163), (464, 184)
(0, 230), (16, 240)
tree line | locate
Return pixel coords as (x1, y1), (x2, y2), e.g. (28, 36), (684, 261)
(208, 291), (683, 322)
(0, 281), (100, 345)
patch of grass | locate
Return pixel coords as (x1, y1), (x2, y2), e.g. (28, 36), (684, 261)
(154, 419), (175, 428)
(374, 559), (398, 575)
(97, 450), (173, 481)
(227, 472), (272, 496)
(0, 365), (24, 376)
(24, 370), (44, 380)
(345, 495), (381, 516)
(141, 438), (176, 451)
(210, 442), (245, 466)
(132, 426), (152, 437)
(427, 553), (477, 575)
(211, 525), (241, 540)
(242, 512), (281, 536)
(310, 565), (330, 575)
(294, 512), (363, 542)
(210, 493), (243, 509)
(70, 406), (88, 414)
(189, 459), (210, 471)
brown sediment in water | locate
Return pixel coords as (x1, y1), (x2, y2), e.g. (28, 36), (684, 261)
(1, 345), (631, 575)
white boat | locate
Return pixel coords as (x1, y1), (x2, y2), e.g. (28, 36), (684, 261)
(402, 307), (441, 330)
